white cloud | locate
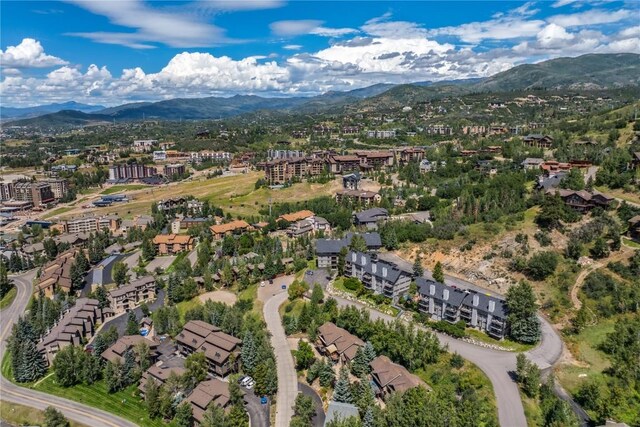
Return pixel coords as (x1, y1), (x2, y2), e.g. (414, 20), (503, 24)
(270, 20), (357, 37)
(548, 9), (632, 27)
(0, 38), (68, 68)
(537, 23), (575, 48)
(283, 44), (303, 50)
(432, 18), (546, 43)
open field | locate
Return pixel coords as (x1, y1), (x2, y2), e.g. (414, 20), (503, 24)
(101, 184), (149, 195)
(42, 206), (74, 219)
(1, 400), (88, 427)
(595, 185), (640, 205)
(54, 171), (341, 220)
(198, 290), (237, 305)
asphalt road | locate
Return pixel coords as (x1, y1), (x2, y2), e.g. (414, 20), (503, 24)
(243, 389), (270, 427)
(263, 287), (297, 427)
(298, 382), (325, 427)
(329, 292), (564, 427)
(0, 270), (137, 427)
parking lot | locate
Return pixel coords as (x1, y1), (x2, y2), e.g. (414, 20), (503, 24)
(303, 268), (333, 290)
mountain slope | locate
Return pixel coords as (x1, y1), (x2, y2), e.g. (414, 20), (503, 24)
(0, 101), (106, 119)
(7, 110), (113, 127)
(476, 53), (640, 91)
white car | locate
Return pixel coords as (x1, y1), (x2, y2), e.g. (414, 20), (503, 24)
(245, 380), (255, 390)
(260, 281), (266, 287)
(241, 376), (254, 387)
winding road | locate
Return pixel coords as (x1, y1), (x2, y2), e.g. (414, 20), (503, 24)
(0, 270), (136, 427)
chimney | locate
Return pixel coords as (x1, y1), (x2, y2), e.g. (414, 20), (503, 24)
(429, 284), (435, 295)
(372, 263), (377, 274)
(382, 267), (387, 277)
(361, 255), (367, 266)
(489, 300), (495, 313)
(443, 289), (449, 300)
(473, 294), (479, 307)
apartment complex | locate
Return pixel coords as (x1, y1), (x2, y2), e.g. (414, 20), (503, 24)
(108, 276), (156, 314)
(263, 157), (325, 185)
(316, 322), (364, 364)
(65, 215), (121, 234)
(14, 181), (55, 207)
(335, 189), (381, 206)
(398, 147), (425, 164)
(138, 365), (187, 397)
(45, 178), (69, 200)
(101, 335), (159, 364)
(345, 251), (412, 301)
(35, 250), (77, 297)
(416, 278), (507, 339)
(37, 298), (113, 365)
(210, 220), (251, 240)
(152, 234), (195, 255)
(315, 232), (382, 269)
(108, 163), (158, 181)
(176, 320), (242, 377)
(163, 163), (186, 177)
(366, 130), (396, 139)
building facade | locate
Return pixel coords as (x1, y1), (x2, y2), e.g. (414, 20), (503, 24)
(345, 251), (412, 301)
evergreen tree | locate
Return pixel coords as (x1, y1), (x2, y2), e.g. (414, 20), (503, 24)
(0, 261), (14, 299)
(433, 261), (444, 283)
(295, 340), (315, 370)
(82, 354), (102, 384)
(362, 342), (376, 364)
(319, 359), (336, 388)
(351, 347), (369, 378)
(363, 406), (374, 427)
(184, 352), (208, 390)
(92, 285), (109, 308)
(337, 247), (348, 276)
(353, 379), (375, 416)
(201, 404), (226, 427)
(349, 234), (368, 253)
(112, 261), (130, 286)
(44, 406), (70, 427)
(145, 377), (162, 419)
(174, 402), (193, 427)
(506, 281), (541, 344)
(123, 348), (137, 386)
(92, 334), (108, 358)
(333, 366), (352, 403)
(311, 284), (324, 305)
(142, 236), (156, 261)
(240, 332), (258, 375)
(53, 345), (84, 387)
(125, 310), (139, 335)
(413, 254), (424, 278)
(17, 340), (47, 382)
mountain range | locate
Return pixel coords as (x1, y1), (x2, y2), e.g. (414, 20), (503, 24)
(6, 53), (639, 127)
(1, 101), (106, 120)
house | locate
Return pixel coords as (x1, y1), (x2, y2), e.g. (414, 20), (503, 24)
(35, 250), (77, 297)
(101, 335), (159, 365)
(316, 322), (364, 363)
(315, 232), (382, 269)
(89, 254), (122, 287)
(335, 189), (381, 206)
(108, 276), (156, 314)
(537, 171), (568, 191)
(342, 173), (361, 190)
(278, 210), (314, 223)
(416, 278), (507, 339)
(37, 298), (113, 365)
(546, 189), (614, 213)
(353, 208), (389, 229)
(523, 134), (554, 149)
(287, 216), (331, 237)
(210, 220), (251, 240)
(152, 234), (195, 255)
(521, 158), (545, 170)
(345, 251), (412, 301)
(419, 159), (433, 173)
(324, 401), (360, 427)
(370, 355), (427, 397)
(139, 365), (187, 397)
(185, 379), (230, 426)
(628, 215), (640, 242)
(176, 320), (242, 377)
(632, 152), (640, 169)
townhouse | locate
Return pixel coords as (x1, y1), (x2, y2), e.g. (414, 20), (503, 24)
(108, 276), (156, 314)
(101, 335), (159, 365)
(416, 278), (507, 339)
(370, 355), (428, 397)
(185, 379), (231, 426)
(316, 322), (364, 364)
(315, 232), (382, 269)
(210, 220), (251, 240)
(139, 365), (187, 397)
(335, 189), (381, 206)
(35, 250), (77, 297)
(176, 320), (242, 377)
(152, 234), (195, 255)
(37, 298), (113, 365)
(345, 251), (412, 301)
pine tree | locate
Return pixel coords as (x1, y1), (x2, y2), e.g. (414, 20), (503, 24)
(413, 254), (424, 278)
(333, 365), (352, 403)
(173, 402), (193, 427)
(363, 342), (376, 364)
(142, 237), (156, 261)
(125, 310), (139, 335)
(319, 359), (336, 388)
(201, 404), (226, 427)
(363, 406), (374, 427)
(18, 340), (47, 382)
(83, 354), (102, 384)
(240, 332), (258, 375)
(44, 406), (70, 427)
(92, 334), (107, 358)
(351, 347), (369, 378)
(123, 349), (137, 386)
(433, 261), (444, 283)
(0, 261), (13, 299)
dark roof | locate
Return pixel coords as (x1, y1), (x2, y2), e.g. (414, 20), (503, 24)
(315, 232), (381, 254)
(416, 277), (506, 318)
(354, 208), (389, 224)
(347, 250), (411, 283)
(537, 171), (568, 190)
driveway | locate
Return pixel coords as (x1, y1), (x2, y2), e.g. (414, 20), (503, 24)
(0, 270), (137, 427)
(262, 278), (297, 427)
(146, 255), (176, 273)
(303, 268), (332, 290)
(244, 389), (270, 427)
(94, 289), (165, 338)
(299, 382), (325, 427)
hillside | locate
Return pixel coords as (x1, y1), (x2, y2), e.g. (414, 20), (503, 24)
(0, 101), (106, 120)
(7, 110), (113, 127)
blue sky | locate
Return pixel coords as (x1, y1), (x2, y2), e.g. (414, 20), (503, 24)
(1, 0), (638, 106)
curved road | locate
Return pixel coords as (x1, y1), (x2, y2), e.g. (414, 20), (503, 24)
(263, 289), (297, 427)
(1, 270), (137, 427)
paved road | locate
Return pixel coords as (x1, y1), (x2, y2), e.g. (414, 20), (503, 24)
(244, 389), (270, 427)
(263, 288), (297, 427)
(329, 292), (563, 427)
(298, 382), (325, 427)
(0, 270), (137, 427)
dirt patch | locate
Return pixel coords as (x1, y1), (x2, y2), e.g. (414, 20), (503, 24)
(198, 290), (238, 306)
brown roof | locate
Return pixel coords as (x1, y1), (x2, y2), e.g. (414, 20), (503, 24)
(139, 365), (186, 392)
(109, 275), (155, 298)
(370, 355), (428, 394)
(210, 220), (250, 235)
(152, 234), (194, 245)
(35, 249), (77, 293)
(331, 155), (360, 162)
(186, 379), (230, 424)
(37, 298), (100, 351)
(317, 322), (364, 362)
(176, 320), (242, 364)
(101, 335), (158, 364)
(278, 210), (314, 222)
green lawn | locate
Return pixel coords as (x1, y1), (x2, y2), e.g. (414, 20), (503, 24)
(622, 237), (640, 249)
(332, 278), (399, 316)
(1, 401), (87, 427)
(465, 329), (535, 352)
(176, 296), (202, 321)
(280, 299), (305, 317)
(0, 287), (17, 310)
(101, 185), (148, 195)
(42, 206), (74, 219)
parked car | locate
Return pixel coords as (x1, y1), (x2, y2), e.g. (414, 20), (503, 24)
(238, 376), (248, 385)
(281, 284), (287, 290)
(306, 270), (314, 276)
(260, 396), (268, 405)
(240, 376), (253, 387)
(245, 380), (255, 389)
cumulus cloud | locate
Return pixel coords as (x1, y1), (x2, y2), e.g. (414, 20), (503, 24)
(548, 8), (633, 27)
(270, 20), (358, 37)
(0, 38), (68, 68)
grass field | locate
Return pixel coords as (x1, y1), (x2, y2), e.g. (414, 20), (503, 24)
(101, 184), (149, 195)
(595, 185), (640, 205)
(176, 296), (202, 321)
(0, 400), (87, 427)
(42, 206), (74, 219)
(465, 329), (535, 353)
(57, 172), (340, 220)
(0, 287), (17, 310)
(622, 237), (640, 249)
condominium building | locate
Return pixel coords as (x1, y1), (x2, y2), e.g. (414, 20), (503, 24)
(316, 322), (364, 364)
(163, 163), (186, 177)
(65, 215), (121, 234)
(176, 320), (242, 377)
(108, 163), (158, 181)
(45, 178), (69, 200)
(315, 232), (382, 269)
(345, 251), (412, 301)
(152, 234), (195, 255)
(13, 181), (55, 207)
(108, 276), (156, 314)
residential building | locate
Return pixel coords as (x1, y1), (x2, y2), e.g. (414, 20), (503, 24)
(342, 173), (361, 190)
(353, 207), (389, 229)
(132, 140), (157, 153)
(521, 158), (545, 170)
(419, 159), (432, 173)
(416, 278), (507, 339)
(0, 174), (29, 201)
(462, 125), (486, 135)
(65, 215), (121, 234)
(108, 163), (158, 181)
(37, 298), (113, 365)
(108, 276), (156, 314)
(627, 215), (640, 242)
(14, 181), (55, 207)
(139, 365), (187, 397)
(89, 254), (121, 287)
(176, 320), (242, 377)
(345, 251), (412, 300)
(523, 134), (554, 149)
(153, 151), (167, 161)
(35, 250), (77, 297)
(267, 149), (305, 159)
(120, 215), (153, 234)
(324, 402), (360, 427)
(425, 125), (453, 135)
(210, 220), (251, 239)
(152, 234), (195, 255)
(101, 335), (159, 364)
(355, 151), (394, 170)
(316, 322), (363, 363)
(335, 189), (381, 205)
(287, 216), (331, 237)
(366, 130), (396, 139)
(546, 189), (614, 213)
(189, 151), (232, 163)
(278, 210), (314, 223)
(263, 157), (325, 185)
(370, 355), (427, 397)
(44, 179), (69, 200)
(315, 232), (382, 269)
(398, 147), (425, 164)
(164, 163), (186, 177)
(328, 155), (360, 174)
(185, 379), (230, 426)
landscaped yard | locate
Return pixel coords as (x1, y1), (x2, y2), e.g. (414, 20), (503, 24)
(465, 329), (535, 353)
(0, 287), (17, 310)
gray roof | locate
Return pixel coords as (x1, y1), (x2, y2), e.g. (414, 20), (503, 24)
(416, 277), (506, 318)
(537, 171), (568, 190)
(521, 157), (544, 165)
(316, 232), (381, 255)
(324, 401), (360, 427)
(348, 251), (411, 284)
(354, 207), (389, 224)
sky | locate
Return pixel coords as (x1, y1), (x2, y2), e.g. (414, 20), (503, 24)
(1, 0), (639, 107)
